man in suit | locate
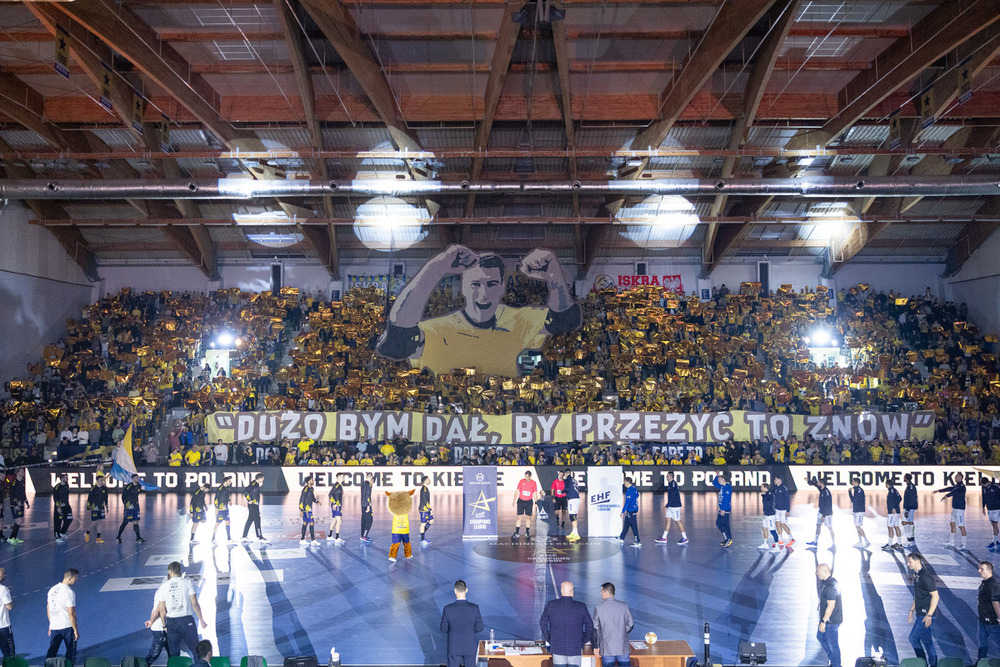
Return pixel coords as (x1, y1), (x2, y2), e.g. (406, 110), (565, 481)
(540, 581), (594, 667)
(440, 579), (485, 667)
(592, 582), (633, 666)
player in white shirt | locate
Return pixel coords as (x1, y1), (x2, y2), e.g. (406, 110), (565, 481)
(146, 562), (207, 658)
(0, 568), (15, 657)
(46, 569), (79, 663)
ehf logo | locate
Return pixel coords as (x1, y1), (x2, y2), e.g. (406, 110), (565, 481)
(590, 491), (611, 504)
(476, 473), (485, 482)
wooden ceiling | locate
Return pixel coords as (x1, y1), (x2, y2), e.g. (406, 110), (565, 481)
(2, 0), (1000, 281)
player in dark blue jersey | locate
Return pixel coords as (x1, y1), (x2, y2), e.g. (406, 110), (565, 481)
(299, 475), (320, 546)
(656, 471), (687, 545)
(563, 469), (581, 542)
(848, 478), (870, 549)
(902, 473), (918, 547)
(773, 474), (794, 547)
(883, 479), (903, 551)
(758, 483), (780, 552)
(806, 477), (835, 549)
(982, 476), (1000, 550)
(419, 476), (434, 545)
(936, 473), (968, 549)
(327, 472), (346, 545)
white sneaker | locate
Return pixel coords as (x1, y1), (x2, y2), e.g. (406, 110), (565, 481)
(757, 542), (770, 549)
(299, 539), (309, 545)
(240, 537), (251, 543)
(769, 544), (780, 553)
(310, 540), (321, 546)
(190, 539), (199, 545)
(388, 556), (396, 563)
(259, 537), (270, 543)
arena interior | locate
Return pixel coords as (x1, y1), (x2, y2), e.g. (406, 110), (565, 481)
(6, 1), (1000, 666)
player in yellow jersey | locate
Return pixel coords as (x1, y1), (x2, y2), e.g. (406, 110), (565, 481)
(377, 245), (580, 377)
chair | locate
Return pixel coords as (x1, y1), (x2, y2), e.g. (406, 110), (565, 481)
(240, 656), (267, 667)
(978, 659), (1000, 667)
(2, 656), (28, 667)
(167, 657), (192, 667)
(85, 657), (112, 667)
(120, 657), (148, 667)
(938, 658), (964, 667)
(210, 657), (230, 667)
(45, 658), (72, 667)
(900, 658), (927, 667)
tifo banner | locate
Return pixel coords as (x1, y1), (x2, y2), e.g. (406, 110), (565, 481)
(587, 465), (623, 537)
(373, 245), (582, 377)
(463, 466), (498, 539)
(208, 409), (936, 445)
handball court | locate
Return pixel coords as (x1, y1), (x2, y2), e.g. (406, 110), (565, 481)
(2, 487), (987, 667)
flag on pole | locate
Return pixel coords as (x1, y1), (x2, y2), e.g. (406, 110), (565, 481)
(110, 425), (159, 490)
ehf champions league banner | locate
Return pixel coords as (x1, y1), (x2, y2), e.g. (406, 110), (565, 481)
(587, 466), (623, 537)
(462, 466), (498, 539)
(207, 409), (935, 445)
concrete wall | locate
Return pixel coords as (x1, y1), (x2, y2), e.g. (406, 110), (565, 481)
(947, 230), (1000, 336)
(0, 202), (95, 383)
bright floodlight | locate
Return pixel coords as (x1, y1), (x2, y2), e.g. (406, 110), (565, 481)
(810, 329), (831, 346)
(216, 333), (235, 347)
(353, 195), (429, 251)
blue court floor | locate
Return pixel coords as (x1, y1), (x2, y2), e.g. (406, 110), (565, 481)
(2, 488), (989, 666)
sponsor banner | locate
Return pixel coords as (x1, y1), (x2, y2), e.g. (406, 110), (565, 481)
(611, 273), (684, 293)
(208, 410), (935, 445)
(347, 274), (408, 296)
(27, 467), (288, 495)
(587, 466), (623, 537)
(463, 466), (498, 539)
(786, 465), (1000, 492)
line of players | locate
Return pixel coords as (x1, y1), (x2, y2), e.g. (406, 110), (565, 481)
(293, 472), (434, 547)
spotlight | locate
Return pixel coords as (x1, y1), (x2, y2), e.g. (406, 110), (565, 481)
(810, 329), (831, 346)
(738, 641), (767, 666)
(216, 333), (234, 347)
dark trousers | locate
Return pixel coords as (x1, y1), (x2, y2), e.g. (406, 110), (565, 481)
(909, 617), (937, 666)
(165, 615), (199, 657)
(816, 623), (840, 667)
(978, 622), (1000, 659)
(147, 630), (168, 664)
(46, 627), (76, 663)
(446, 654), (475, 667)
(619, 512), (639, 541)
(242, 505), (262, 538)
(0, 626), (14, 658)
(716, 512), (731, 540)
(361, 510), (373, 537)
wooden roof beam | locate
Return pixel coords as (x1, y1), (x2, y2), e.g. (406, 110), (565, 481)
(52, 0), (251, 148)
(465, 1), (523, 217)
(786, 0), (1000, 151)
(706, 0), (797, 274)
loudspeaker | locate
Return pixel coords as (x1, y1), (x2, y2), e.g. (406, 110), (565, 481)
(271, 263), (282, 293)
(757, 261), (770, 295)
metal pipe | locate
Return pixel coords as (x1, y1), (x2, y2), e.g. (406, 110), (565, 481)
(1, 176), (998, 200)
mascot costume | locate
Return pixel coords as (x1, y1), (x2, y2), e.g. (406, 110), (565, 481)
(386, 489), (415, 562)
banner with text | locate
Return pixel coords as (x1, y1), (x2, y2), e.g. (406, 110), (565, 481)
(463, 466), (498, 539)
(587, 466), (623, 537)
(209, 409), (936, 445)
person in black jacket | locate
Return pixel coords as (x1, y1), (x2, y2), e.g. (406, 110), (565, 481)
(299, 475), (320, 546)
(440, 579), (484, 667)
(773, 474), (794, 547)
(241, 472), (268, 544)
(85, 473), (108, 544)
(360, 473), (374, 543)
(6, 468), (28, 545)
(983, 478), (1000, 550)
(758, 483), (779, 552)
(977, 561), (1000, 659)
(539, 581), (594, 667)
(883, 479), (903, 551)
(211, 478), (234, 544)
(903, 473), (919, 547)
(52, 473), (72, 543)
(419, 476), (434, 546)
(936, 474), (968, 549)
(117, 473), (146, 544)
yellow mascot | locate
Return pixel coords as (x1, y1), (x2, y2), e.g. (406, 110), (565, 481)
(387, 489), (415, 562)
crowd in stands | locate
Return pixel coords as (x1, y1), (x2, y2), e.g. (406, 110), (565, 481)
(3, 277), (1000, 467)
